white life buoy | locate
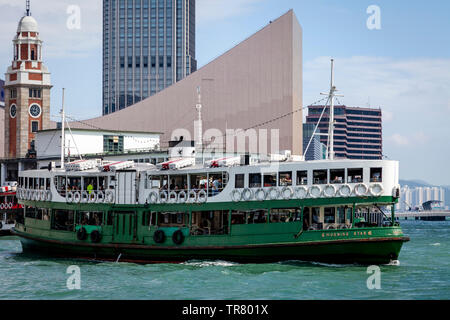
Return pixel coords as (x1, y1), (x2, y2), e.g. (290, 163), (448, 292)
(30, 190), (35, 201)
(96, 190), (105, 203)
(241, 188), (253, 201)
(369, 183), (384, 197)
(294, 186), (308, 199)
(169, 191), (178, 204)
(281, 186), (294, 200)
(80, 191), (89, 203)
(66, 191), (74, 203)
(267, 187), (280, 200)
(40, 190), (46, 201)
(255, 188), (266, 201)
(197, 190), (207, 203)
(309, 186), (321, 198)
(323, 185), (336, 198)
(188, 190), (197, 203)
(148, 191), (158, 204)
(339, 185), (352, 197)
(0, 203), (4, 210)
(159, 191), (168, 204)
(105, 190), (115, 203)
(73, 191), (81, 203)
(88, 191), (98, 203)
(177, 190), (187, 203)
(355, 183), (368, 197)
(231, 189), (241, 202)
(46, 190), (52, 202)
(8, 203), (13, 209)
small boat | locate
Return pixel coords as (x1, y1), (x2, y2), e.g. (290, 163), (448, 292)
(0, 183), (22, 236)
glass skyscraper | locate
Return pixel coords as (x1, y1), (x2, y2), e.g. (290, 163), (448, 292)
(102, 0), (196, 115)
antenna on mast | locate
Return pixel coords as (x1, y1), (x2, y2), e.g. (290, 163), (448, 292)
(60, 88), (65, 169)
(319, 59), (344, 160)
(195, 86), (203, 161)
(26, 0), (31, 16)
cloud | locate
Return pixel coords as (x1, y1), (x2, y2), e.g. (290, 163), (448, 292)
(388, 134), (409, 146)
(197, 0), (264, 24)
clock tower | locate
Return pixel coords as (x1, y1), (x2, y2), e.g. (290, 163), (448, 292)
(4, 1), (51, 159)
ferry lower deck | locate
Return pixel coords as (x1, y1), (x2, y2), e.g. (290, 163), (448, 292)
(12, 196), (409, 264)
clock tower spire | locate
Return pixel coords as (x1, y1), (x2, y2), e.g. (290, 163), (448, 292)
(4, 2), (52, 159)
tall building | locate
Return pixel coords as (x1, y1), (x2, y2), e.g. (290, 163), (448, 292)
(302, 123), (323, 160)
(103, 0), (197, 115)
(306, 105), (382, 160)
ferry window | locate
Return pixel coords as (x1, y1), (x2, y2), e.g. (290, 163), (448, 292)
(209, 173), (224, 196)
(235, 174), (244, 188)
(296, 171), (308, 185)
(148, 175), (168, 189)
(313, 170), (327, 184)
(191, 210), (229, 235)
(330, 169), (345, 184)
(279, 172), (292, 186)
(170, 174), (188, 191)
(263, 173), (277, 187)
(98, 177), (106, 191)
(190, 173), (208, 191)
(78, 211), (103, 226)
(270, 208), (299, 223)
(25, 206), (36, 219)
(38, 178), (44, 189)
(347, 168), (363, 183)
(53, 210), (75, 231)
(143, 212), (157, 226)
(370, 168), (382, 182)
(311, 207), (321, 229)
(249, 173), (261, 188)
(157, 212), (187, 227)
(231, 211), (246, 225)
(324, 207), (336, 224)
(246, 210), (268, 224)
(46, 178), (50, 190)
(68, 177), (82, 191)
(303, 207), (311, 229)
(337, 207), (346, 224)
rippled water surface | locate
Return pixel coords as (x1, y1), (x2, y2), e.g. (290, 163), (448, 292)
(0, 220), (448, 300)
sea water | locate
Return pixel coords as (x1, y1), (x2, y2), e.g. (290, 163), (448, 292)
(0, 220), (448, 300)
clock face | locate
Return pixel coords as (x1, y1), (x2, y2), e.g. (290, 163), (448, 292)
(10, 104), (17, 118)
(29, 104), (41, 118)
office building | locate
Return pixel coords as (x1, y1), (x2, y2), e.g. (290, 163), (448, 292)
(306, 105), (382, 160)
(302, 123), (324, 160)
(102, 0), (197, 115)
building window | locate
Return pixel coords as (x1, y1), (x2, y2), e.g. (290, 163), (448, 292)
(103, 135), (124, 153)
(31, 121), (39, 133)
(29, 88), (42, 98)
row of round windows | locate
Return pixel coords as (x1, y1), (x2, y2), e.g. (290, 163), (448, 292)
(9, 104), (41, 119)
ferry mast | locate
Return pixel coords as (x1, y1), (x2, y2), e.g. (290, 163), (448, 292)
(320, 59), (344, 160)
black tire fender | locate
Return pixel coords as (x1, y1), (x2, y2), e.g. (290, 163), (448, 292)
(153, 229), (166, 244)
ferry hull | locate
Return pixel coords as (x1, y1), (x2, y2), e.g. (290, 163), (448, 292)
(14, 229), (408, 265)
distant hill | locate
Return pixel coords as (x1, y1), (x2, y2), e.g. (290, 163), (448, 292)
(399, 179), (432, 188)
(399, 179), (449, 207)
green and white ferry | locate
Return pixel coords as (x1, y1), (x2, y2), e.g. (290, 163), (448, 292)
(11, 61), (409, 264)
(13, 154), (409, 264)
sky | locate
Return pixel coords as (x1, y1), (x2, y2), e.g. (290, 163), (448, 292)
(0, 0), (449, 185)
